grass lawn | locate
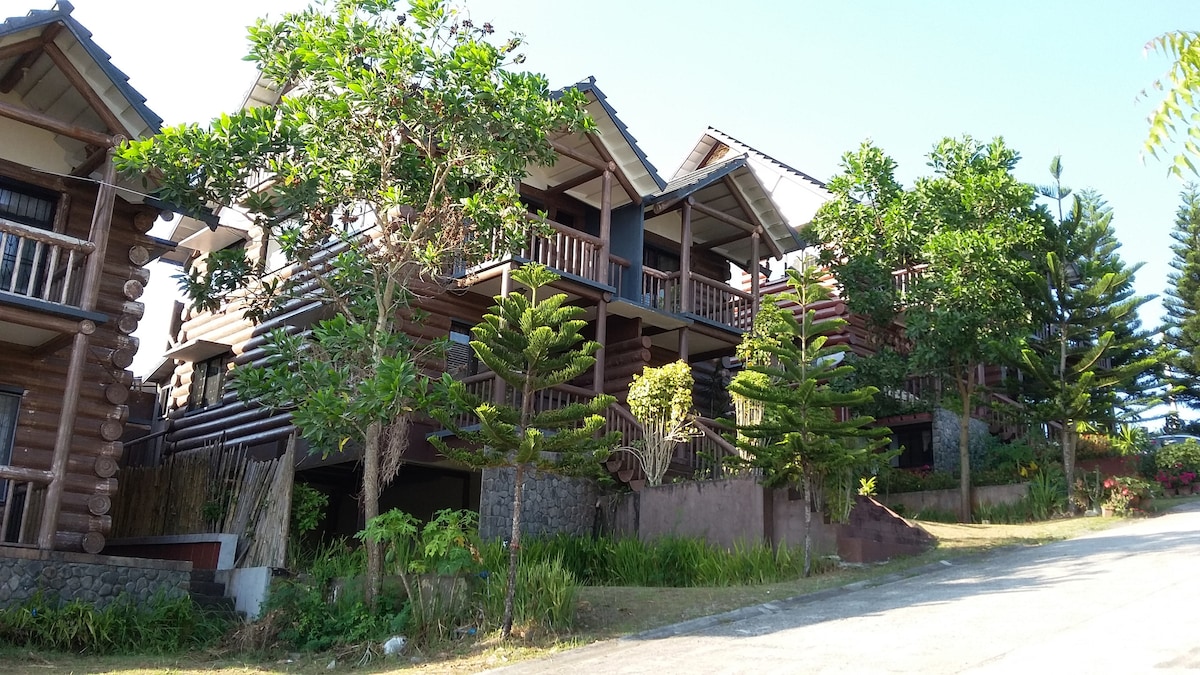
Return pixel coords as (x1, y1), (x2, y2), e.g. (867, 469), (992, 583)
(5, 497), (1196, 674)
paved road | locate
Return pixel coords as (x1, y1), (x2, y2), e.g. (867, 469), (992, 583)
(492, 504), (1200, 674)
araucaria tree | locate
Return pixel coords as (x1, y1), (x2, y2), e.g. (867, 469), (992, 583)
(434, 264), (616, 639)
(1143, 31), (1200, 175)
(812, 137), (1047, 522)
(1164, 185), (1200, 406)
(116, 0), (592, 606)
(1019, 158), (1158, 511)
(729, 262), (891, 576)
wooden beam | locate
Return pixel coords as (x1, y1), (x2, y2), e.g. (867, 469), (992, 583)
(0, 97), (114, 147)
(0, 304), (90, 335)
(697, 230), (750, 251)
(38, 150), (117, 551)
(585, 132), (642, 205)
(43, 41), (126, 135)
(547, 167), (602, 194)
(723, 175), (784, 259)
(691, 200), (755, 234)
(0, 24), (61, 93)
(681, 199), (693, 314)
(549, 139), (607, 172)
(594, 300), (607, 395)
(751, 231), (761, 315)
(0, 35), (45, 61)
(71, 146), (107, 177)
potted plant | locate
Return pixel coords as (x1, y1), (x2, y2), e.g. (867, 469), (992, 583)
(1102, 476), (1154, 516)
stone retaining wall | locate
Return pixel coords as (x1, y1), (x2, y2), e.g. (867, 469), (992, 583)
(932, 408), (991, 473)
(0, 546), (190, 609)
(479, 467), (598, 540)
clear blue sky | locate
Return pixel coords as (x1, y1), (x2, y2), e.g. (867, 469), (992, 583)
(2, 0), (1194, 377)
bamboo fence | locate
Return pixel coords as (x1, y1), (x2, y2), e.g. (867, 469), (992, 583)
(111, 436), (294, 567)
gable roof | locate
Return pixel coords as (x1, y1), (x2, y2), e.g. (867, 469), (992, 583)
(673, 128), (834, 249)
(561, 77), (664, 192)
(0, 1), (162, 137)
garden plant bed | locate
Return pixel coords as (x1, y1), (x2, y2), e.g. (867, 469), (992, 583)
(0, 510), (1156, 674)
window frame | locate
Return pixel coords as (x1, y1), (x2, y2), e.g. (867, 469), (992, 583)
(187, 355), (229, 412)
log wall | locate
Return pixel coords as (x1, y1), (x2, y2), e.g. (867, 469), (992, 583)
(0, 163), (157, 552)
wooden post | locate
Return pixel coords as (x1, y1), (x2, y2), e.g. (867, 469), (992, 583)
(38, 147), (118, 550)
(595, 168), (612, 394)
(594, 300), (607, 395)
(751, 229), (761, 315)
(678, 327), (689, 362)
(493, 266), (512, 405)
(681, 198), (693, 314)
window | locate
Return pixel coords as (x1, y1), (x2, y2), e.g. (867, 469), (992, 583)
(0, 388), (20, 504)
(643, 246), (680, 273)
(446, 322), (478, 378)
(0, 178), (58, 297)
(188, 356), (228, 410)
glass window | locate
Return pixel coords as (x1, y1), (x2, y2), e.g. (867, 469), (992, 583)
(446, 322), (478, 378)
(0, 389), (20, 505)
(0, 179), (58, 297)
(188, 356), (228, 410)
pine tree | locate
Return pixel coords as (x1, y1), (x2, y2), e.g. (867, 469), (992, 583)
(1164, 185), (1200, 406)
(433, 264), (615, 639)
(1020, 159), (1159, 510)
(729, 261), (891, 576)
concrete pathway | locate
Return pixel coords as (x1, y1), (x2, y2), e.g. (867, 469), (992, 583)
(490, 504), (1200, 674)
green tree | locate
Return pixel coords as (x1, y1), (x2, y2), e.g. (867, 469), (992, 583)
(1019, 158), (1159, 510)
(812, 137), (1047, 522)
(116, 0), (591, 606)
(433, 264), (615, 639)
(729, 261), (891, 576)
(1143, 31), (1200, 175)
(624, 361), (699, 487)
(1163, 184), (1200, 405)
(906, 137), (1048, 522)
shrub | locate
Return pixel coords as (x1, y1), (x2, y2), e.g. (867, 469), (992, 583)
(1156, 439), (1200, 478)
(263, 579), (408, 652)
(479, 555), (577, 632)
(0, 592), (228, 654)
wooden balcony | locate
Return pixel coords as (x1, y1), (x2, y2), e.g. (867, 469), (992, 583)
(0, 217), (92, 310)
(638, 266), (753, 332)
(1, 466), (51, 545)
(516, 216), (607, 287)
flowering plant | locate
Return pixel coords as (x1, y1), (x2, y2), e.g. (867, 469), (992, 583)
(1103, 476), (1153, 514)
(1156, 470), (1177, 490)
(1180, 471), (1196, 486)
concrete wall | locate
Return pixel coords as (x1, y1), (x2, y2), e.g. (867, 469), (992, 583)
(479, 467), (598, 540)
(215, 566), (271, 620)
(932, 408), (991, 473)
(0, 546), (190, 609)
(881, 482), (1030, 516)
(599, 477), (836, 554)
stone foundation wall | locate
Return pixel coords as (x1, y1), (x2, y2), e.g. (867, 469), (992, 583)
(479, 467), (598, 540)
(932, 408), (991, 473)
(0, 546), (190, 609)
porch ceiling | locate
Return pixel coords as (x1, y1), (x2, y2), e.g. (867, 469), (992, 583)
(0, 4), (160, 184)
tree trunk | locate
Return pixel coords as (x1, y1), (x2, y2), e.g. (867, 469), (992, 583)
(501, 461), (526, 639)
(364, 419), (383, 609)
(958, 375), (973, 523)
(802, 476), (813, 578)
(1061, 421), (1076, 514)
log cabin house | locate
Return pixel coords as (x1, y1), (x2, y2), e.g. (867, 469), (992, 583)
(0, 2), (176, 553)
(140, 75), (841, 533)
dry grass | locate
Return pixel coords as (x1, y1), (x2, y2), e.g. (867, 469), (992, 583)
(5, 505), (1176, 674)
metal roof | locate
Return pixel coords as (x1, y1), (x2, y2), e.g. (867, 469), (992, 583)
(0, 1), (162, 134)
(647, 155), (747, 205)
(557, 77), (664, 191)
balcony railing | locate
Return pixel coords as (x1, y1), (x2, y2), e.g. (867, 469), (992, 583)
(689, 272), (754, 330)
(0, 217), (92, 309)
(518, 217), (605, 285)
(641, 267), (679, 312)
(1, 465), (51, 545)
(891, 264), (929, 303)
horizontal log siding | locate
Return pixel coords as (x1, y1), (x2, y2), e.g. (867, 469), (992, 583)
(1, 169), (156, 550)
(163, 227), (496, 456)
